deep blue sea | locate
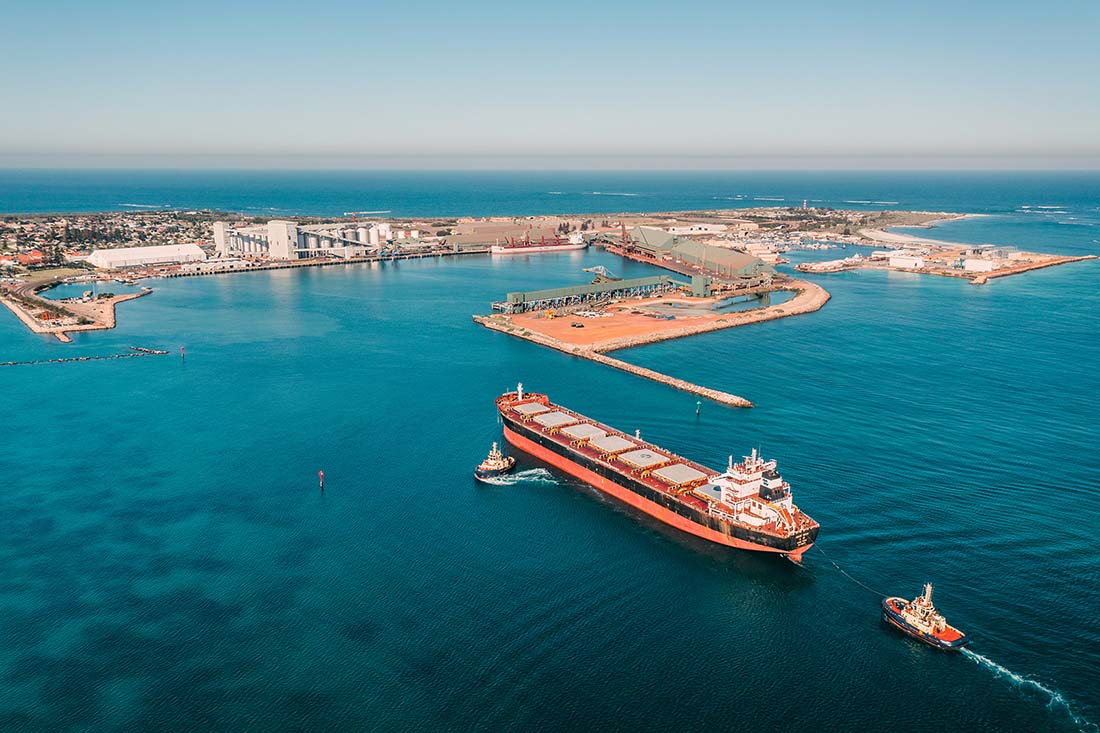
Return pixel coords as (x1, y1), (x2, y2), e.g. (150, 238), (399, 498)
(1, 171), (1098, 731)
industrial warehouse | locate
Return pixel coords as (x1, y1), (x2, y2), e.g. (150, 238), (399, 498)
(86, 243), (206, 269)
(624, 226), (776, 281)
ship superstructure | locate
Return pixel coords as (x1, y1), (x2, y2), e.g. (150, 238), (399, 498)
(496, 385), (818, 560)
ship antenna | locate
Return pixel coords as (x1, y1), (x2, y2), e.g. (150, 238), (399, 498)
(517, 382), (524, 400)
(635, 429), (641, 440)
(728, 455), (734, 472)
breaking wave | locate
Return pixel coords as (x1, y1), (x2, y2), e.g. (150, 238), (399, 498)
(477, 468), (558, 486)
(589, 191), (640, 197)
(961, 649), (1096, 731)
(119, 203), (169, 208)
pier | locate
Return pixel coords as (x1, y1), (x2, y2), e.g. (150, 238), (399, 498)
(163, 247), (489, 278)
(475, 279), (830, 408)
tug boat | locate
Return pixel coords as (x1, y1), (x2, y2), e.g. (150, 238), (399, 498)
(475, 442), (516, 481)
(882, 583), (970, 651)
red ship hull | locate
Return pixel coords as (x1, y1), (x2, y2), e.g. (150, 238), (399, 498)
(504, 425), (808, 558)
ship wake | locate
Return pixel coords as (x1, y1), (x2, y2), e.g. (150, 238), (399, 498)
(961, 649), (1096, 731)
(478, 468), (558, 486)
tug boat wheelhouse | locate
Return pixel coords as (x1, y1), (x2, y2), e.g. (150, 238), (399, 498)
(475, 442), (516, 481)
(882, 583), (970, 651)
(496, 384), (818, 560)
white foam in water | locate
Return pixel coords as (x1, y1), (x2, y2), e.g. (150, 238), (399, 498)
(962, 649), (1096, 731)
(478, 468), (558, 487)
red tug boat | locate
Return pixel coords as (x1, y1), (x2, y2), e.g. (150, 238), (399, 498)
(882, 583), (970, 651)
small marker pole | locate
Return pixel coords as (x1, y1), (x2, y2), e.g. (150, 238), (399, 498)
(180, 346), (185, 360)
(696, 400), (701, 416)
(318, 470), (324, 492)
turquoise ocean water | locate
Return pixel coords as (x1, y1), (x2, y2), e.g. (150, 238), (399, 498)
(1, 172), (1098, 730)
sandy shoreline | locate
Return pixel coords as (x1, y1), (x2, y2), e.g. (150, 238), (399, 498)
(859, 213), (987, 248)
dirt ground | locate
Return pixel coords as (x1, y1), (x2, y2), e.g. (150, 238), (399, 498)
(503, 283), (829, 351)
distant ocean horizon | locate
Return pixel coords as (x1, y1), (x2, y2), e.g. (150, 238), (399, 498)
(3, 169), (1097, 259)
(2, 169), (1100, 217)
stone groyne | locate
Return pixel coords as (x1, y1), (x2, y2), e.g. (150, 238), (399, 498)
(2, 346), (170, 368)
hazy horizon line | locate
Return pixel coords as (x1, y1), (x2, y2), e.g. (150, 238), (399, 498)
(3, 152), (1100, 172)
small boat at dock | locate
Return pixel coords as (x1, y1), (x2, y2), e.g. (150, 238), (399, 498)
(475, 442), (516, 481)
(882, 583), (970, 651)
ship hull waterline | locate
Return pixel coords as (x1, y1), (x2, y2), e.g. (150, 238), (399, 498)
(490, 243), (588, 255)
(503, 424), (813, 562)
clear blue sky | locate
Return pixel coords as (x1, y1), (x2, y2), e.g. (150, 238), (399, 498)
(3, 0), (1099, 169)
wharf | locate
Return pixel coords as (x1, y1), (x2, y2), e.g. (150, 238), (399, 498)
(163, 248), (489, 278)
(474, 279), (830, 408)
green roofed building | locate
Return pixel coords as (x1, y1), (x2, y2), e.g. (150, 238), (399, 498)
(630, 226), (774, 280)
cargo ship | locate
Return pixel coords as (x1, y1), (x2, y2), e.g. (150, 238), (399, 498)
(490, 232), (588, 255)
(882, 584), (970, 651)
(497, 385), (818, 560)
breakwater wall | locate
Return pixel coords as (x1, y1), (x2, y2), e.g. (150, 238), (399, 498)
(971, 255), (1096, 284)
(2, 346), (170, 368)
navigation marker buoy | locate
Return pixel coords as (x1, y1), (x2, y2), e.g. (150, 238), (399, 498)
(318, 470), (324, 491)
(180, 346), (185, 359)
(696, 400), (701, 416)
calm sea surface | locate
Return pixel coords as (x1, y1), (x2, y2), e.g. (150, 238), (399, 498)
(0, 172), (1097, 731)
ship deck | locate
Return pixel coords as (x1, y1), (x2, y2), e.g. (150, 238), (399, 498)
(499, 393), (816, 538)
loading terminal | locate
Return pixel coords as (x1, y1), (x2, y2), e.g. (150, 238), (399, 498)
(491, 274), (710, 314)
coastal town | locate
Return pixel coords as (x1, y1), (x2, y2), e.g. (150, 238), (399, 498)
(1, 206), (1094, 346)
